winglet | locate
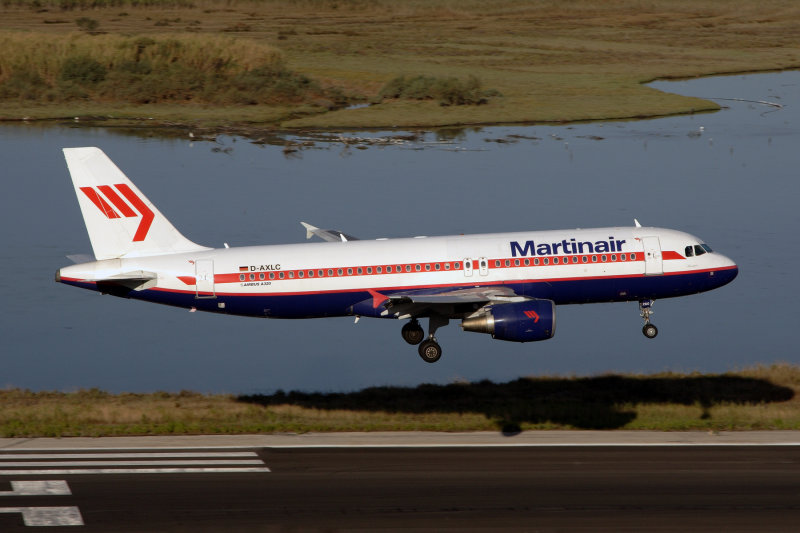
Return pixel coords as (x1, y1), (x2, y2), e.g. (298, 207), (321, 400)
(300, 221), (317, 240)
(300, 221), (360, 243)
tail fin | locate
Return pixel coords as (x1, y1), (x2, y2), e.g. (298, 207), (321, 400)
(63, 147), (211, 260)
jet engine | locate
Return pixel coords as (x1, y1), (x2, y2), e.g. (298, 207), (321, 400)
(460, 300), (555, 342)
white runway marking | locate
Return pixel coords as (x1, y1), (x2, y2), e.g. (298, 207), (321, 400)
(0, 460), (263, 467)
(0, 450), (271, 475)
(0, 480), (71, 496)
(0, 452), (258, 459)
(0, 506), (83, 526)
(0, 468), (271, 475)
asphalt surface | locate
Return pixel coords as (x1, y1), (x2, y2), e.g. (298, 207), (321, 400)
(2, 440), (800, 531)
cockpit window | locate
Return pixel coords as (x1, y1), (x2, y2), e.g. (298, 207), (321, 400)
(694, 245), (706, 256)
(685, 246), (694, 257)
(700, 244), (713, 253)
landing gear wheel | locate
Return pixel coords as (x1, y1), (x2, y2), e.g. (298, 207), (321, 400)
(418, 340), (442, 363)
(642, 323), (658, 339)
(401, 320), (425, 345)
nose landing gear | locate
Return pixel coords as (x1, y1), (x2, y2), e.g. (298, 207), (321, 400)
(639, 299), (658, 339)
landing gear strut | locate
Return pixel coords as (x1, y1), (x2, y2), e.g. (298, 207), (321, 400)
(414, 315), (449, 363)
(639, 299), (658, 339)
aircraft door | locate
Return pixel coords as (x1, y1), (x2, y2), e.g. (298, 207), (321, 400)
(478, 257), (489, 276)
(463, 258), (473, 277)
(195, 259), (216, 298)
(642, 237), (663, 275)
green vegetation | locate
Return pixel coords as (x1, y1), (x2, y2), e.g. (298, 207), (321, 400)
(0, 32), (352, 109)
(2, 365), (800, 437)
(0, 0), (798, 129)
(377, 75), (500, 106)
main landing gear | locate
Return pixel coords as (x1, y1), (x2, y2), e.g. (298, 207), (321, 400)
(639, 299), (658, 339)
(401, 316), (448, 363)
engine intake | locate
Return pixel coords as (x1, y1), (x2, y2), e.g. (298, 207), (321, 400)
(461, 300), (556, 342)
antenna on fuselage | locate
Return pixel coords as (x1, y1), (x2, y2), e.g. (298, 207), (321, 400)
(634, 219), (642, 228)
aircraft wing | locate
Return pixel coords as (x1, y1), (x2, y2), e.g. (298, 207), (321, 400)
(375, 286), (530, 318)
(301, 222), (360, 243)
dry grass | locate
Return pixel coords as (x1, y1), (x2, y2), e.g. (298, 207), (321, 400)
(0, 0), (798, 127)
(2, 365), (800, 437)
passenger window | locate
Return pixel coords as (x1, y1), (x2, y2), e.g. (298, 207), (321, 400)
(524, 258), (530, 266)
(543, 258), (549, 265)
(289, 272), (294, 279)
(435, 263), (441, 270)
(347, 268), (353, 275)
(514, 259), (520, 267)
(534, 258), (540, 266)
(572, 256), (578, 263)
(386, 266), (392, 273)
(505, 259), (510, 267)
(239, 274), (245, 281)
(495, 260), (501, 267)
(553, 257), (559, 264)
(259, 273), (265, 280)
(406, 265), (412, 272)
(357, 268), (363, 275)
(279, 272), (285, 279)
(318, 270), (324, 277)
(367, 267), (372, 274)
(377, 267), (382, 274)
(445, 263), (451, 270)
(425, 264), (431, 271)
(270, 273), (275, 280)
(582, 256), (588, 263)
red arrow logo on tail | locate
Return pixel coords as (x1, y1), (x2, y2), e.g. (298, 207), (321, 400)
(79, 184), (154, 242)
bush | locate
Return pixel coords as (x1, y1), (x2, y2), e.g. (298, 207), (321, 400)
(378, 74), (500, 106)
(60, 56), (107, 84)
(75, 16), (99, 32)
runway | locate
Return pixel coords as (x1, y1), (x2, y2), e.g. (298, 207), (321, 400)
(1, 434), (800, 531)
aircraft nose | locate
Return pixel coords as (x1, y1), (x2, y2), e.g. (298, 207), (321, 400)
(714, 254), (738, 286)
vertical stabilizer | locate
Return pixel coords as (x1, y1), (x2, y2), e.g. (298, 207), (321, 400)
(63, 147), (211, 260)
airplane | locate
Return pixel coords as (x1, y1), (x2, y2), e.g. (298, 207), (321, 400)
(56, 147), (738, 363)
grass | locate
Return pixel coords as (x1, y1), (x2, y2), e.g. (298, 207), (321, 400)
(3, 364), (800, 437)
(1, 0), (799, 129)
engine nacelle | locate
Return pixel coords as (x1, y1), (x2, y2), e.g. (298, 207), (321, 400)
(460, 300), (556, 342)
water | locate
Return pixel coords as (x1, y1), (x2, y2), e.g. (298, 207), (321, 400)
(0, 71), (797, 393)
